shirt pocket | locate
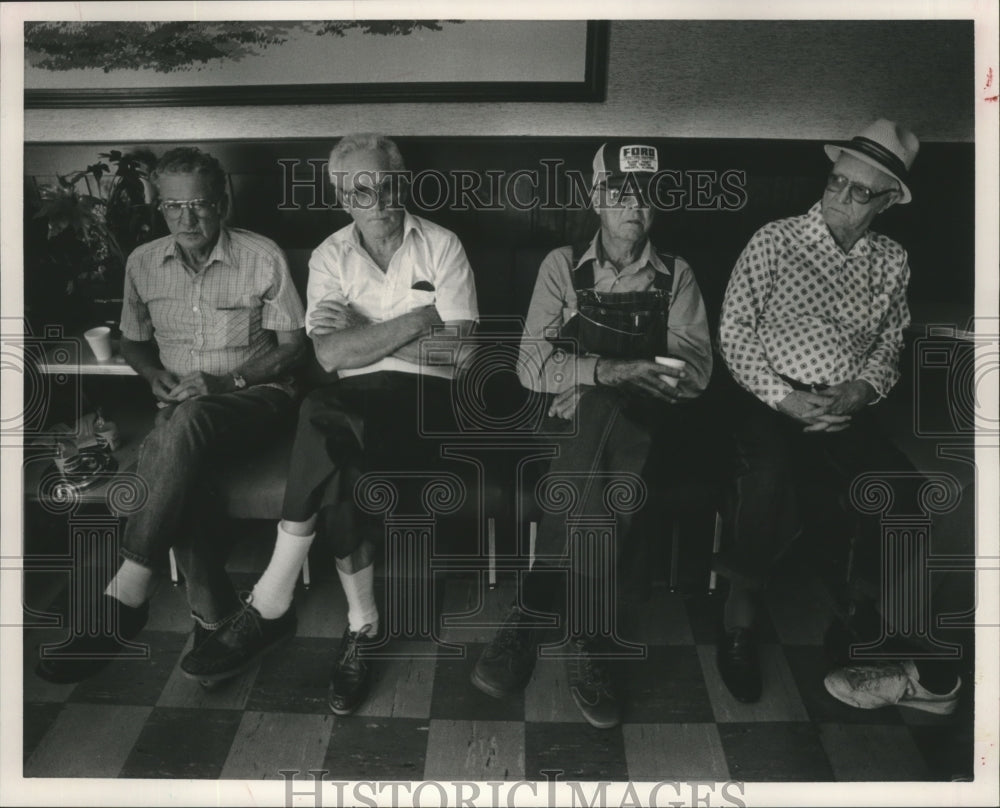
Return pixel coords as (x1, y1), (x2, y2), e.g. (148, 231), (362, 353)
(207, 305), (253, 349)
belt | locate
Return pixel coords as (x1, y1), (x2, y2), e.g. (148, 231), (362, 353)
(778, 373), (829, 393)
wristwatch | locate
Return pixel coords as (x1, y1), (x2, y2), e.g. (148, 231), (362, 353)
(231, 372), (247, 390)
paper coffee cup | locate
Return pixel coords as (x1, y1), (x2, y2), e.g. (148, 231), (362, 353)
(655, 355), (686, 388)
(84, 326), (113, 361)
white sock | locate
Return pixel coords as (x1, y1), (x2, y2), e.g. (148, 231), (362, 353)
(337, 563), (379, 636)
(251, 525), (315, 619)
(105, 559), (155, 608)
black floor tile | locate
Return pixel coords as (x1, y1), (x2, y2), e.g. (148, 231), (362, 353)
(246, 637), (333, 715)
(717, 722), (835, 781)
(524, 722), (628, 781)
(618, 645), (714, 724)
(429, 643), (525, 721)
(323, 717), (429, 780)
(782, 645), (904, 725)
(68, 631), (188, 706)
(907, 690), (976, 782)
(23, 701), (65, 764)
(119, 707), (244, 779)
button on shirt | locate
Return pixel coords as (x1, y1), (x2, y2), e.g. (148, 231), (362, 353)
(719, 201), (911, 409)
(120, 227), (305, 394)
(518, 234), (713, 399)
(306, 212), (479, 380)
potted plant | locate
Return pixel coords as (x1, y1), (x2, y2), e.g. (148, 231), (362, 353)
(25, 149), (161, 333)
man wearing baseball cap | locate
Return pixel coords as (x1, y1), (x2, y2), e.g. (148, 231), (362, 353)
(715, 120), (961, 714)
(470, 140), (713, 728)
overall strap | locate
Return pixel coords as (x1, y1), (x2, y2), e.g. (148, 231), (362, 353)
(651, 249), (675, 292)
(570, 241), (596, 291)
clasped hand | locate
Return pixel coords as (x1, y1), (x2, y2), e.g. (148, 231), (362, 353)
(595, 358), (685, 402)
(776, 380), (875, 432)
(548, 358), (686, 421)
(148, 369), (231, 403)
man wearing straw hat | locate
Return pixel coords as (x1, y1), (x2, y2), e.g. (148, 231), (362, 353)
(714, 119), (960, 713)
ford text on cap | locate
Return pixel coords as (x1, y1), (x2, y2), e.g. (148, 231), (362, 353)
(593, 142), (659, 186)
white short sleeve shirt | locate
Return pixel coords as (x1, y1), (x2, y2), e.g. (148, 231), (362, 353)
(306, 212), (479, 379)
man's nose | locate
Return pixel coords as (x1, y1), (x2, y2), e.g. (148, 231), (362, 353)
(179, 205), (198, 223)
(835, 183), (854, 204)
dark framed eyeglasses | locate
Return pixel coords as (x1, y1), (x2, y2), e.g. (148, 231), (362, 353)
(158, 198), (219, 218)
(825, 173), (896, 205)
(342, 177), (406, 209)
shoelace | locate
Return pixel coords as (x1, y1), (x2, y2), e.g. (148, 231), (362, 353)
(228, 598), (261, 638)
(571, 639), (612, 693)
(338, 626), (372, 665)
(491, 611), (529, 655)
(844, 663), (905, 691)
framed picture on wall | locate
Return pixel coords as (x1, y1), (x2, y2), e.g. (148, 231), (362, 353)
(23, 19), (609, 108)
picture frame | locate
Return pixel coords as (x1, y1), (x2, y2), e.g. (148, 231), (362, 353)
(23, 19), (609, 108)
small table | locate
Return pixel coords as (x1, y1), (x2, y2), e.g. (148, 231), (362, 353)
(35, 333), (137, 376)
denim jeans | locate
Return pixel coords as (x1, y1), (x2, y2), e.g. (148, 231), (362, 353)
(533, 386), (702, 568)
(120, 386), (295, 626)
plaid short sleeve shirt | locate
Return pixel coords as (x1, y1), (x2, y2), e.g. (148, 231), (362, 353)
(719, 202), (911, 409)
(120, 227), (305, 393)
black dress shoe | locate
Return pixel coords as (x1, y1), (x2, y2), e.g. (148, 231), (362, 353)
(566, 635), (621, 729)
(180, 594), (296, 682)
(471, 605), (537, 699)
(328, 624), (375, 715)
(35, 595), (149, 684)
(716, 626), (762, 703)
(191, 622), (226, 690)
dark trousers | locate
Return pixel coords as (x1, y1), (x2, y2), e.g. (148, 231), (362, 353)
(281, 372), (456, 559)
(121, 386), (295, 625)
(714, 388), (919, 592)
(533, 386), (702, 571)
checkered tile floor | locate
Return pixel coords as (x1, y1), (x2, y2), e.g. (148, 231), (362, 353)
(21, 536), (974, 783)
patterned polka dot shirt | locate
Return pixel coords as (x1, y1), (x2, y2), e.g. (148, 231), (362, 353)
(719, 201), (910, 409)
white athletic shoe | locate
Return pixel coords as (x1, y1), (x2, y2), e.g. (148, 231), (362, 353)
(824, 659), (960, 715)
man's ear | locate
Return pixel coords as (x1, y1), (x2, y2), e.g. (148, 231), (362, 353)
(218, 194), (231, 219)
(878, 192), (900, 214)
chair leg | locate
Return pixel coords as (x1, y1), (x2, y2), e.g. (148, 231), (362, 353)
(669, 520), (682, 592)
(301, 555), (311, 589)
(708, 510), (723, 592)
(488, 517), (497, 590)
(528, 521), (538, 570)
(168, 547), (179, 585)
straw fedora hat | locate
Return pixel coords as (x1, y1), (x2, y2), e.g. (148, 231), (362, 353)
(824, 118), (920, 204)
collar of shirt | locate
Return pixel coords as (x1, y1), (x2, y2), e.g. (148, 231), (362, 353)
(802, 200), (873, 260)
(576, 232), (668, 279)
(162, 225), (235, 274)
(343, 210), (424, 259)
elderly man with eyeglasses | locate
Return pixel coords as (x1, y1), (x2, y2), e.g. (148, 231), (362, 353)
(470, 141), (713, 729)
(36, 146), (307, 684)
(713, 120), (946, 707)
(180, 133), (478, 715)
